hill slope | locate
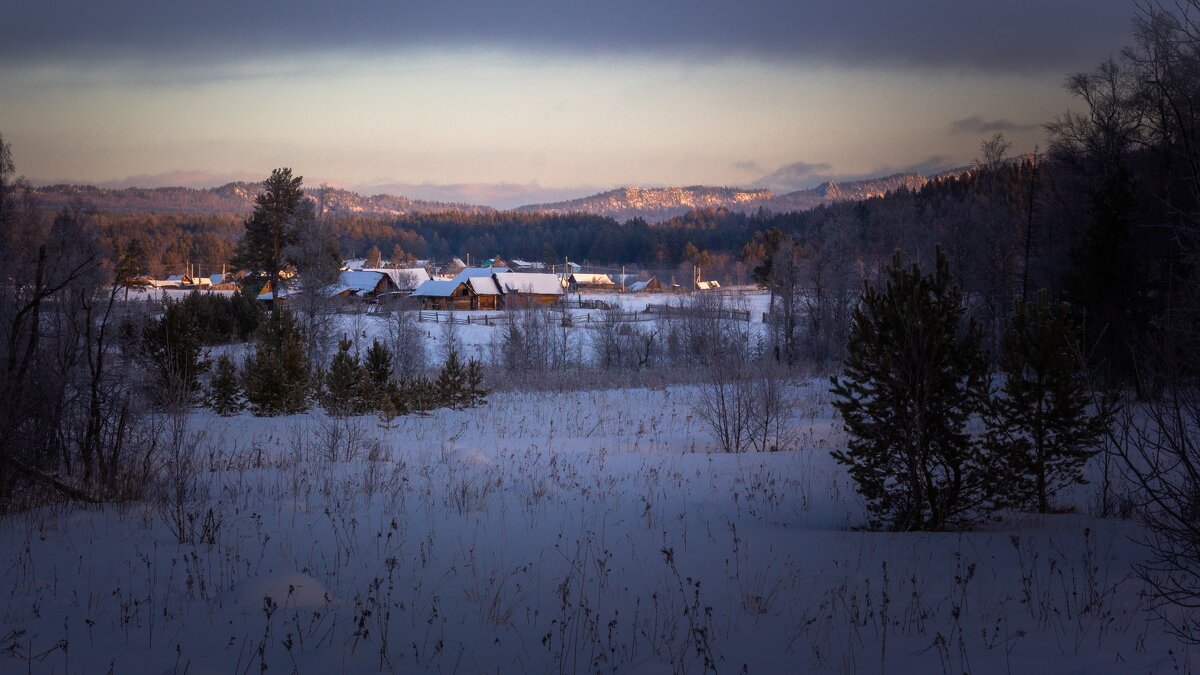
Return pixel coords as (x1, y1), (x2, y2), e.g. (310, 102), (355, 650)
(516, 172), (937, 222)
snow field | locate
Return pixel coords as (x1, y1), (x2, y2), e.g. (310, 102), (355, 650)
(1, 383), (1192, 673)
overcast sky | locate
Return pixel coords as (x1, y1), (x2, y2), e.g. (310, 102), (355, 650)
(0, 0), (1134, 207)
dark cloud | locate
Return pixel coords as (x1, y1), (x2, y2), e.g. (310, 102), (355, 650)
(756, 160), (835, 192)
(756, 156), (957, 192)
(2, 1), (1131, 73)
(949, 115), (1042, 135)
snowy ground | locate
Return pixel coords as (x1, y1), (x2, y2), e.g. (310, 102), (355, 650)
(1, 381), (1194, 674)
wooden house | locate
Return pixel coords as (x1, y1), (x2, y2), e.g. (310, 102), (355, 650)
(494, 272), (565, 307)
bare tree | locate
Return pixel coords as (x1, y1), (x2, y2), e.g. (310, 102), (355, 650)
(284, 204), (342, 366)
(385, 304), (428, 378)
(694, 359), (754, 454)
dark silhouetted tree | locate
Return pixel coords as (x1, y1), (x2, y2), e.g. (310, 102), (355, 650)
(831, 249), (994, 531)
(989, 292), (1114, 512)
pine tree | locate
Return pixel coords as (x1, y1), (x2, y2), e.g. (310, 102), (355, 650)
(208, 354), (242, 416)
(242, 310), (310, 415)
(366, 245), (382, 269)
(989, 292), (1113, 513)
(232, 168), (305, 311)
(407, 376), (435, 415)
(114, 238), (150, 291)
(323, 338), (369, 415)
(465, 357), (488, 407)
(436, 347), (468, 409)
(831, 248), (994, 531)
(378, 393), (398, 428)
(434, 343), (465, 408)
(364, 339), (393, 389)
(141, 299), (206, 401)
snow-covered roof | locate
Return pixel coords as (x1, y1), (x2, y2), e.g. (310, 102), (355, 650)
(411, 279), (463, 298)
(571, 273), (615, 285)
(453, 267), (509, 283)
(256, 287), (300, 301)
(333, 271), (389, 295)
(493, 272), (565, 296)
(166, 274), (184, 282)
(510, 259), (546, 271)
(467, 276), (501, 295)
(363, 267), (431, 290)
(210, 273), (224, 285)
(342, 258), (366, 271)
(696, 280), (721, 290)
(627, 278), (656, 293)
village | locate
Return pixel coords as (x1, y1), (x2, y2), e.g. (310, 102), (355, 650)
(134, 254), (726, 316)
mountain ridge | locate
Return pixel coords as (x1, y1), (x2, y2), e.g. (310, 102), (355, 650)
(25, 168), (969, 222)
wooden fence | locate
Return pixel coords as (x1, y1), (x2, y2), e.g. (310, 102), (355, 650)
(418, 311), (510, 326)
(643, 303), (751, 322)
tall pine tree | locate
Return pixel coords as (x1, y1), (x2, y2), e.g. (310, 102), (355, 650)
(831, 249), (994, 531)
(232, 168), (305, 312)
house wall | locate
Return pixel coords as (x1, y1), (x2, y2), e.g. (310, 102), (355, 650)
(503, 293), (561, 308)
(472, 295), (499, 311)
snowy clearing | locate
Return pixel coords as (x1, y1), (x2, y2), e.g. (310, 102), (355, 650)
(0, 382), (1192, 674)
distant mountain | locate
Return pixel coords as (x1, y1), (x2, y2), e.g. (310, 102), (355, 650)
(26, 168), (966, 222)
(516, 172), (942, 222)
(27, 182), (492, 217)
(515, 186), (774, 222)
(767, 172), (933, 212)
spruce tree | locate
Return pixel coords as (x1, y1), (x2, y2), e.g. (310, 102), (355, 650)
(989, 291), (1113, 513)
(831, 249), (994, 531)
(208, 353), (242, 416)
(242, 310), (310, 415)
(323, 338), (369, 415)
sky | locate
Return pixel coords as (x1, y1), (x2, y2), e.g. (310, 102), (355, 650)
(0, 0), (1134, 207)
